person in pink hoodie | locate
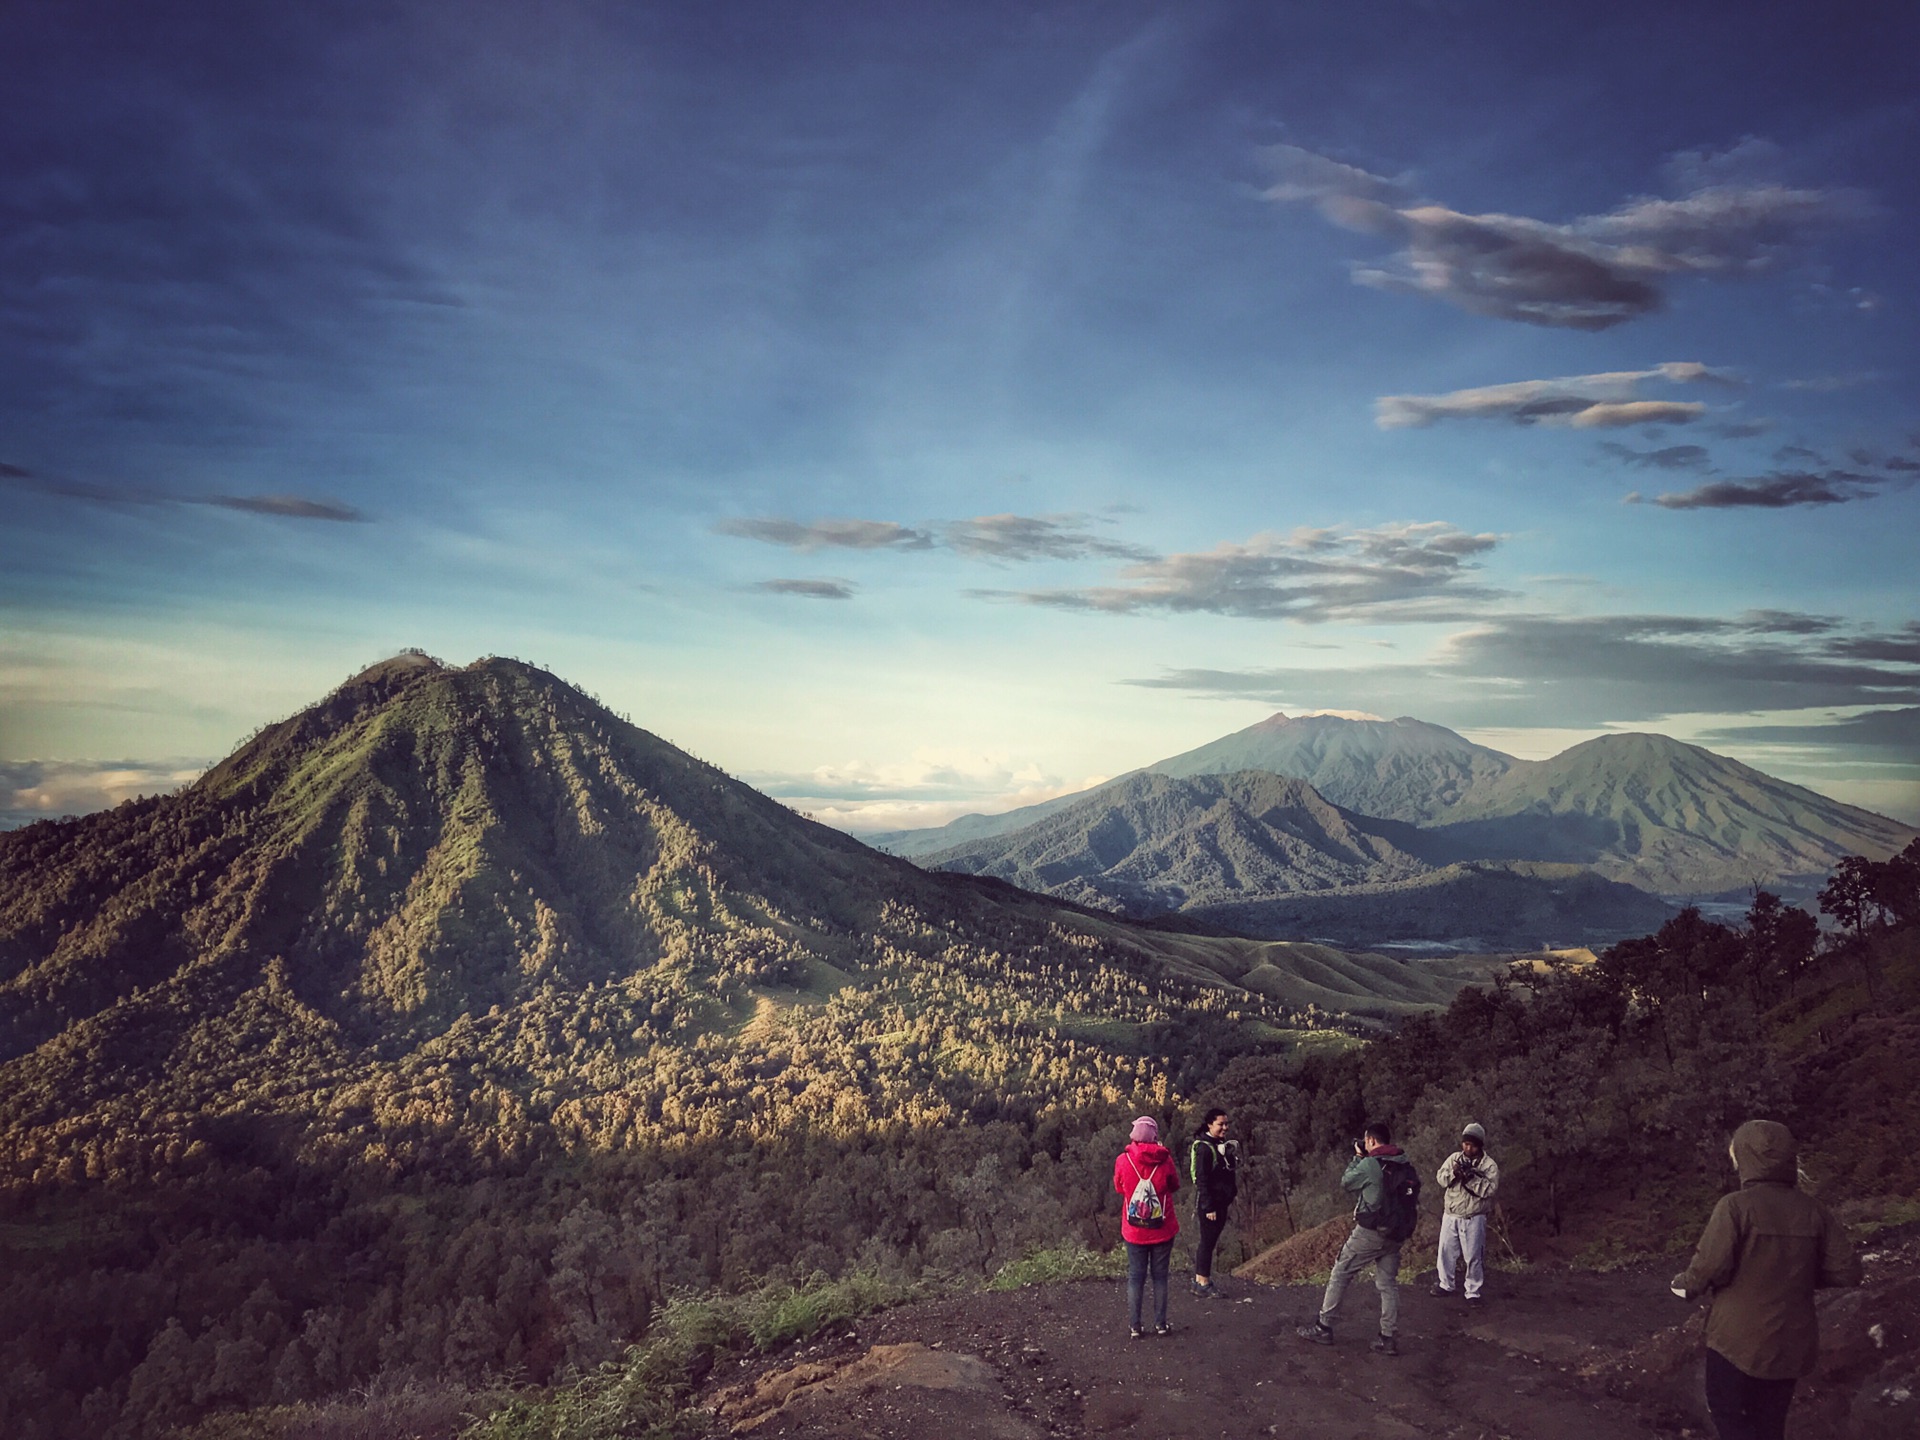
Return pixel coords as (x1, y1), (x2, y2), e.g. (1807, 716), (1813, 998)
(1113, 1115), (1181, 1338)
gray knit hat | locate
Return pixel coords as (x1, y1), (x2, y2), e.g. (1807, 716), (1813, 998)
(1461, 1122), (1487, 1143)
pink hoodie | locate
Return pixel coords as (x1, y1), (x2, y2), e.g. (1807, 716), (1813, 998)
(1113, 1141), (1181, 1245)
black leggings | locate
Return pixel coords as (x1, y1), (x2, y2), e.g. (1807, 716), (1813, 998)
(1194, 1209), (1229, 1279)
(1705, 1347), (1796, 1440)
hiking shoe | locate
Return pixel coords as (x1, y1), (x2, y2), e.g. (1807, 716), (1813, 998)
(1191, 1280), (1219, 1299)
(1296, 1320), (1334, 1346)
(1429, 1284), (1456, 1298)
(1129, 1326), (1143, 1341)
(1372, 1333), (1400, 1356)
(1155, 1323), (1172, 1336)
(1464, 1293), (1484, 1304)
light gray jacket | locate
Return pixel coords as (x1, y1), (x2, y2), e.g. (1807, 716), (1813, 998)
(1436, 1150), (1500, 1218)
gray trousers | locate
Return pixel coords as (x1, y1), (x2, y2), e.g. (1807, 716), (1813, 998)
(1318, 1225), (1401, 1336)
(1437, 1212), (1487, 1298)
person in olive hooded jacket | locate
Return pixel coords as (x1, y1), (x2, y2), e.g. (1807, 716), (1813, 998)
(1670, 1119), (1859, 1440)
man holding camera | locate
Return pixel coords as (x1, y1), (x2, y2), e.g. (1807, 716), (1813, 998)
(1431, 1121), (1500, 1302)
(1298, 1121), (1419, 1355)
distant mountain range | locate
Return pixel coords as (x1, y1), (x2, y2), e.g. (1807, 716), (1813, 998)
(877, 711), (1914, 937)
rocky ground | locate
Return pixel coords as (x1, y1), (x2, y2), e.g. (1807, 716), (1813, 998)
(696, 1225), (1920, 1440)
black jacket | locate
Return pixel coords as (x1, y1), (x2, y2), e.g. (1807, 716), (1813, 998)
(1189, 1134), (1239, 1215)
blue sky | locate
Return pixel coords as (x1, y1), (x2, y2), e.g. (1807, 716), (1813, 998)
(3, 0), (1917, 831)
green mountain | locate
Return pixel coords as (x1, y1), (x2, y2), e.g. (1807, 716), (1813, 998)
(0, 653), (1309, 1066)
(921, 769), (1670, 947)
(1432, 732), (1918, 896)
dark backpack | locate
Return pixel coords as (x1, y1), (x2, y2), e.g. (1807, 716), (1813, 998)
(1358, 1156), (1422, 1243)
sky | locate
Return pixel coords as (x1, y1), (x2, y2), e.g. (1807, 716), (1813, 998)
(2, 0), (1917, 833)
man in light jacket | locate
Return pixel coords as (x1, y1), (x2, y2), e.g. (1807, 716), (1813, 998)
(1670, 1119), (1858, 1440)
(1430, 1121), (1500, 1302)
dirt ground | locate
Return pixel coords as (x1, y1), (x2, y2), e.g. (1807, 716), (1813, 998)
(698, 1226), (1920, 1440)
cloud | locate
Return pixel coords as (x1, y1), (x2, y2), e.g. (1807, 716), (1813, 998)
(1643, 467), (1900, 510)
(0, 461), (367, 522)
(748, 751), (1106, 834)
(1123, 613), (1920, 729)
(0, 758), (205, 829)
(751, 577), (856, 600)
(713, 517), (934, 551)
(990, 521), (1505, 622)
(939, 513), (1153, 562)
(1261, 143), (1869, 329)
(1599, 442), (1712, 471)
(1701, 707), (1920, 764)
(1375, 363), (1734, 429)
(202, 494), (366, 521)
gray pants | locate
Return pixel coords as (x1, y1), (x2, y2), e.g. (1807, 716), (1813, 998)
(1318, 1225), (1401, 1336)
(1437, 1212), (1487, 1298)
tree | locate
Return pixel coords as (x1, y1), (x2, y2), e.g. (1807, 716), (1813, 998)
(1820, 856), (1880, 939)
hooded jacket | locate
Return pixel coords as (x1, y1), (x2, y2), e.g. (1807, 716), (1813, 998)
(1671, 1119), (1860, 1379)
(1340, 1143), (1407, 1221)
(1437, 1148), (1500, 1219)
(1189, 1131), (1239, 1217)
(1113, 1141), (1181, 1246)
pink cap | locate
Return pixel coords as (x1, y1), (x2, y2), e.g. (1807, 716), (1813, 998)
(1130, 1116), (1158, 1143)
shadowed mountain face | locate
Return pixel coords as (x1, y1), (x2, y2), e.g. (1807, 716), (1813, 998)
(881, 714), (1914, 901)
(922, 771), (1431, 916)
(921, 770), (1670, 947)
(871, 712), (1516, 857)
(1433, 732), (1918, 896)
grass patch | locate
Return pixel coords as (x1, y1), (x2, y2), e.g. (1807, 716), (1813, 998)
(988, 1240), (1123, 1291)
(463, 1268), (929, 1440)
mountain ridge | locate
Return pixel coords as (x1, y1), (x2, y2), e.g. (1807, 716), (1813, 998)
(878, 712), (1914, 898)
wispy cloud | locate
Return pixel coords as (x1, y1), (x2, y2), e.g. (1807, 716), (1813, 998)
(713, 517), (934, 551)
(1632, 439), (1918, 510)
(987, 522), (1504, 622)
(1, 461), (367, 522)
(1599, 442), (1712, 471)
(939, 513), (1153, 562)
(1124, 613), (1920, 728)
(751, 577), (857, 600)
(0, 758), (206, 829)
(1375, 363), (1736, 429)
(1261, 142), (1870, 329)
(1638, 472), (1878, 510)
(1702, 706), (1920, 764)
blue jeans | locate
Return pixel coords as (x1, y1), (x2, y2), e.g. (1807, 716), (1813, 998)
(1126, 1239), (1173, 1329)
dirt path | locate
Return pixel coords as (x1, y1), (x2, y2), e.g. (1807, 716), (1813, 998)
(698, 1232), (1920, 1440)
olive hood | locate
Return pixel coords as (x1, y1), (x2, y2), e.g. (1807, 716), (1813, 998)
(1731, 1119), (1798, 1186)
